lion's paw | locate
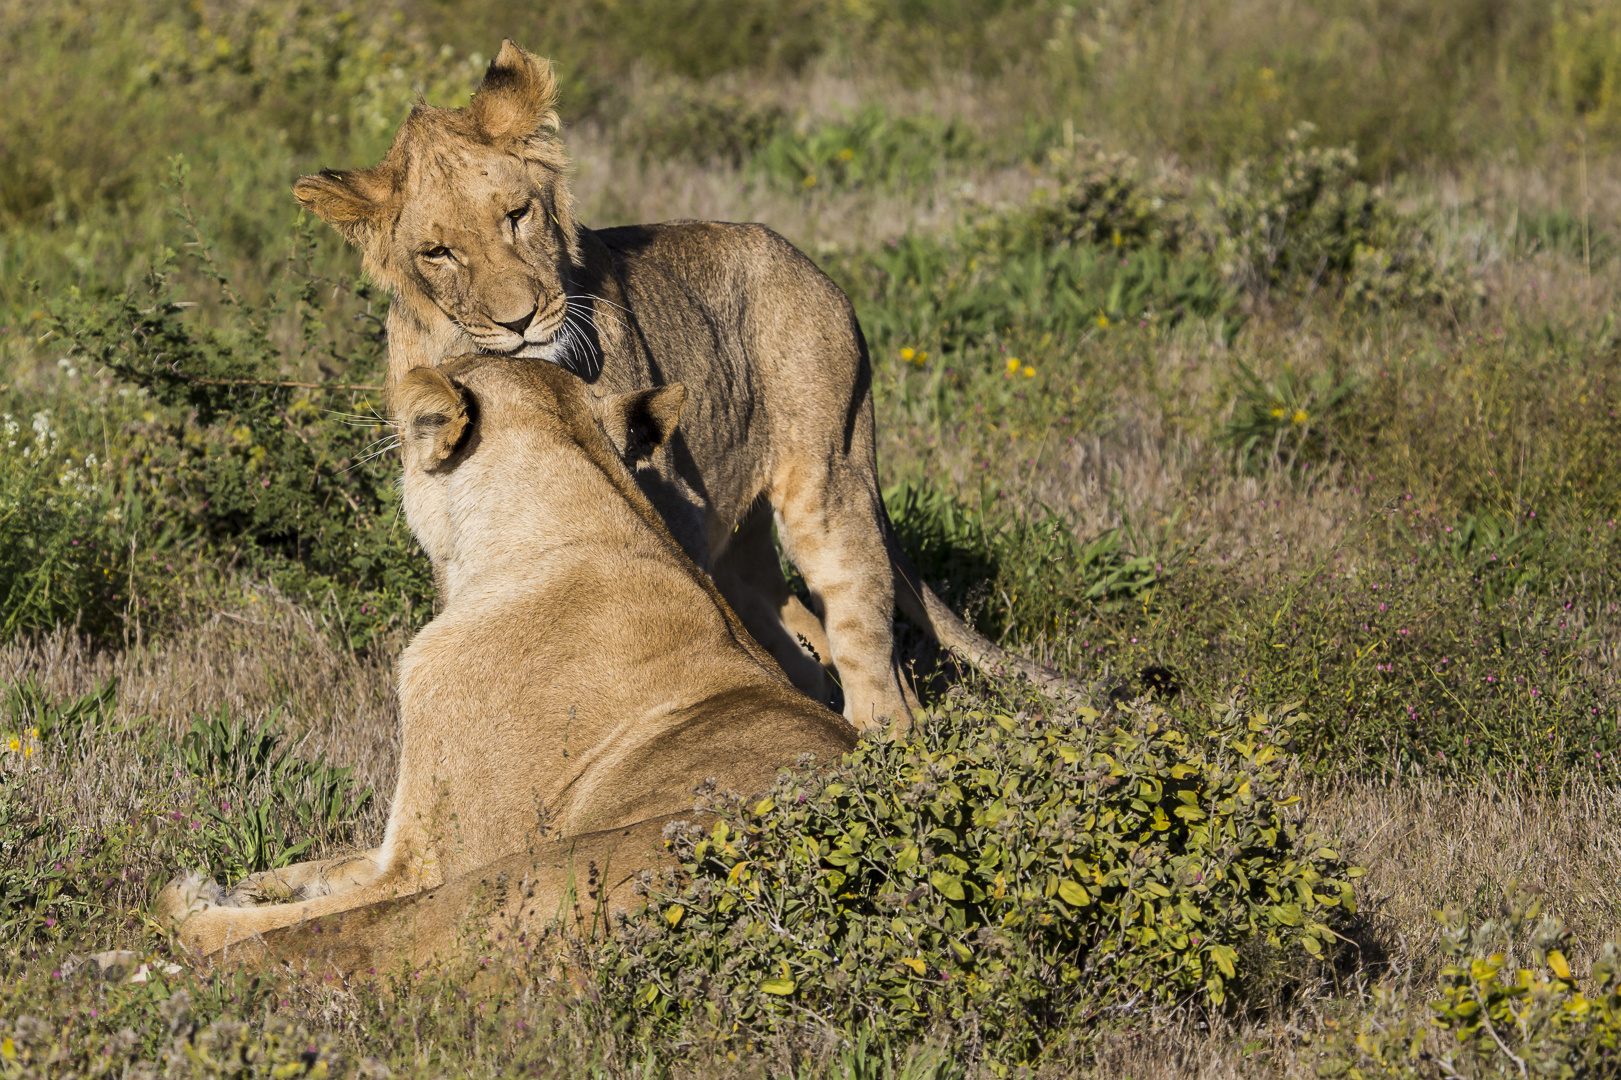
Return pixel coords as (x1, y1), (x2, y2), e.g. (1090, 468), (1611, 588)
(154, 871), (228, 931)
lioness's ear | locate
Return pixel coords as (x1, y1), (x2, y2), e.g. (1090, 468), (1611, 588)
(471, 40), (562, 143)
(293, 167), (393, 244)
(398, 367), (471, 469)
(600, 384), (687, 467)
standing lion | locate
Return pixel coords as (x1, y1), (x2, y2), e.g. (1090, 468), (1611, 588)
(294, 40), (1082, 729)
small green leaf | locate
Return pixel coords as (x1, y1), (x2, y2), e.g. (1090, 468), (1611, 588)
(760, 978), (796, 996)
(1057, 879), (1091, 907)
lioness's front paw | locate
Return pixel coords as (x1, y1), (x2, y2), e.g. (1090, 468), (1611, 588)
(154, 871), (227, 932)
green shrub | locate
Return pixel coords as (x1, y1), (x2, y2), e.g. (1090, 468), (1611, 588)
(0, 403), (150, 643)
(1314, 899), (1621, 1079)
(46, 177), (432, 648)
(1213, 125), (1479, 311)
(599, 700), (1362, 1067)
(973, 143), (1199, 259)
(756, 106), (979, 193)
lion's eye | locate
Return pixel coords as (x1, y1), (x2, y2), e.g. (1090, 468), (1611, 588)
(422, 245), (451, 260)
(507, 205), (530, 228)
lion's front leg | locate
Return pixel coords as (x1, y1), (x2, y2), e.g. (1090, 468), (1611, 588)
(216, 848), (385, 906)
(155, 852), (421, 959)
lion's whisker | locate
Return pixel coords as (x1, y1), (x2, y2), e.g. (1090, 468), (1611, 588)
(562, 307), (604, 378)
(344, 435), (403, 472)
(564, 293), (631, 337)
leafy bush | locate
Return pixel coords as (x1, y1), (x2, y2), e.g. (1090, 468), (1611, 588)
(974, 143), (1199, 259)
(1213, 125), (1479, 311)
(846, 228), (1237, 373)
(1314, 899), (1621, 1079)
(756, 106), (979, 193)
(599, 700), (1362, 1066)
(0, 405), (149, 644)
(47, 177), (432, 648)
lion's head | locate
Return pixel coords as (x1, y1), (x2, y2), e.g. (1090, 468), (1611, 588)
(294, 41), (583, 365)
(395, 357), (687, 573)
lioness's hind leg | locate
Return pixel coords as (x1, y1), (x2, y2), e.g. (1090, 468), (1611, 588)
(711, 504), (833, 705)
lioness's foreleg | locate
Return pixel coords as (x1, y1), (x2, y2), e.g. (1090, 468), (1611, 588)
(156, 851), (436, 958)
(217, 848), (385, 905)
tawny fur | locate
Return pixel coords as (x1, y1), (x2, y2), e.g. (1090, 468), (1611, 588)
(155, 358), (857, 974)
(292, 39), (1086, 730)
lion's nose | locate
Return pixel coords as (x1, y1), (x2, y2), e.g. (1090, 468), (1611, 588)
(496, 307), (537, 335)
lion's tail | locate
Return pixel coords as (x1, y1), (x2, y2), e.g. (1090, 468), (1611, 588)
(883, 520), (1095, 707)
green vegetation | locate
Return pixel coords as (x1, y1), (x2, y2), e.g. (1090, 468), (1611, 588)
(3, 0), (1621, 1073)
(604, 702), (1358, 1063)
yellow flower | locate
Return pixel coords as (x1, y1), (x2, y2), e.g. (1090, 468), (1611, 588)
(801, 174), (817, 188)
(1005, 357), (1021, 374)
(836, 148), (854, 163)
(1022, 365), (1036, 378)
(5, 737), (17, 753)
(1271, 407), (1286, 419)
(1096, 313), (1110, 329)
(1292, 409), (1308, 424)
(900, 347), (915, 362)
(1258, 67), (1279, 102)
(1111, 229), (1123, 249)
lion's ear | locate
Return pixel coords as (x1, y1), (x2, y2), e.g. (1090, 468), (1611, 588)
(470, 39), (562, 143)
(293, 168), (392, 244)
(600, 384), (687, 467)
(398, 367), (471, 469)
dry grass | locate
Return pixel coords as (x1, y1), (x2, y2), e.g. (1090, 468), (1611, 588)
(1, 591), (399, 857)
(7, 594), (1618, 1075)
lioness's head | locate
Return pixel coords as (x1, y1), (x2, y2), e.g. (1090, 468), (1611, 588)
(396, 358), (686, 568)
(294, 41), (582, 362)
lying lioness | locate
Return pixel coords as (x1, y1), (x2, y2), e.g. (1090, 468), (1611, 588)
(156, 356), (857, 972)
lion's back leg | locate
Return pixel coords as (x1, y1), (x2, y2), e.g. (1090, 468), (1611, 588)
(181, 817), (686, 977)
(710, 502), (834, 705)
(739, 240), (917, 730)
(767, 377), (916, 730)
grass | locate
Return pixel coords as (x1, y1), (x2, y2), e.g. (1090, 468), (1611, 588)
(2, 0), (1621, 1073)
